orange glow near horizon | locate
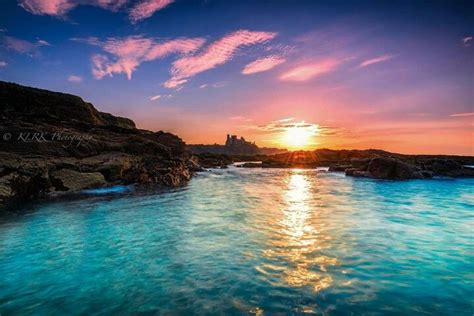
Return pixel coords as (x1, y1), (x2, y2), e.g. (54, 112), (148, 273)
(281, 122), (319, 150)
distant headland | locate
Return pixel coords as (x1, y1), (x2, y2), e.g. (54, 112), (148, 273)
(188, 134), (287, 155)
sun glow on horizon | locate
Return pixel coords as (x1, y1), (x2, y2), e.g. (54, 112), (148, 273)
(282, 121), (319, 149)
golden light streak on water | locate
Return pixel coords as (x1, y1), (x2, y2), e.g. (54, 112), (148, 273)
(257, 169), (337, 292)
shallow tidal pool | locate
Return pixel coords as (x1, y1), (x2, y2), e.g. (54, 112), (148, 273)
(0, 167), (473, 315)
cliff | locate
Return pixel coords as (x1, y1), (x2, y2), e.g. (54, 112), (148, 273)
(0, 81), (200, 207)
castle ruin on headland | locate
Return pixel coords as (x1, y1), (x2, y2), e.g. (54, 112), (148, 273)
(188, 134), (287, 155)
(225, 134), (256, 147)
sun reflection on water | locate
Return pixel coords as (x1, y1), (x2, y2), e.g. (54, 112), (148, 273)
(258, 169), (337, 292)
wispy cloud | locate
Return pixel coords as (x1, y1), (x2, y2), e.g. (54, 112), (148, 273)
(75, 35), (205, 80)
(256, 118), (341, 137)
(358, 54), (395, 68)
(164, 30), (277, 88)
(277, 118), (294, 122)
(2, 35), (49, 56)
(18, 0), (127, 16)
(199, 81), (229, 88)
(19, 0), (77, 16)
(230, 116), (253, 122)
(150, 94), (161, 101)
(0, 61), (7, 67)
(19, 0), (170, 22)
(450, 112), (474, 117)
(37, 39), (50, 46)
(129, 0), (173, 23)
(242, 55), (286, 75)
(279, 59), (341, 82)
(462, 36), (472, 47)
(67, 75), (82, 82)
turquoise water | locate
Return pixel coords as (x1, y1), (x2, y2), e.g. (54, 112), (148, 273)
(0, 167), (473, 315)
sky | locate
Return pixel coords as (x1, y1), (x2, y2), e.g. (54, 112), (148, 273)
(0, 0), (472, 155)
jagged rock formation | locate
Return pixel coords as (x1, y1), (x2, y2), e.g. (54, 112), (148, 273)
(0, 81), (197, 207)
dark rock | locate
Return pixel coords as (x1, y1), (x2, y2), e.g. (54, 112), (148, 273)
(195, 153), (233, 168)
(240, 162), (262, 168)
(329, 164), (351, 172)
(424, 159), (474, 177)
(366, 157), (419, 180)
(350, 158), (371, 170)
(419, 170), (434, 178)
(50, 169), (107, 191)
(352, 170), (370, 177)
(0, 81), (199, 207)
(345, 168), (359, 176)
(345, 157), (431, 180)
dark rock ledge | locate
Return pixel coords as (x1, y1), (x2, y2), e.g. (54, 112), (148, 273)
(233, 150), (474, 179)
(337, 157), (474, 179)
(0, 81), (202, 207)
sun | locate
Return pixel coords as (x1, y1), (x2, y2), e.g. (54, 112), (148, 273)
(282, 122), (318, 149)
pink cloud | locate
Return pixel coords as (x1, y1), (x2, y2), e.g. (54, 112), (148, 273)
(0, 61), (7, 67)
(19, 0), (169, 22)
(18, 0), (127, 16)
(77, 35), (205, 80)
(129, 0), (173, 23)
(462, 36), (472, 47)
(19, 0), (76, 16)
(242, 55), (286, 75)
(67, 75), (83, 82)
(2, 35), (49, 56)
(450, 112), (474, 117)
(164, 30), (277, 88)
(279, 59), (341, 82)
(358, 54), (395, 68)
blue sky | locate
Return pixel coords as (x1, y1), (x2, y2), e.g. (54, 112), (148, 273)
(0, 0), (472, 154)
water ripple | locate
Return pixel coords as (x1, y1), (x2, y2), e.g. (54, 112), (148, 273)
(0, 167), (473, 314)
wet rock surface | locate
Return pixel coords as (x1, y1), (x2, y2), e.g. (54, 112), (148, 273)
(0, 81), (198, 207)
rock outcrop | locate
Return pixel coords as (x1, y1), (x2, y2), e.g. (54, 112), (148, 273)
(0, 81), (197, 207)
(344, 157), (426, 180)
(194, 153), (233, 169)
(50, 169), (107, 191)
(235, 149), (474, 180)
(341, 157), (473, 180)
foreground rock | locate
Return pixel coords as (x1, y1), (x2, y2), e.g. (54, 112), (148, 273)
(194, 153), (233, 169)
(50, 169), (107, 191)
(0, 81), (197, 207)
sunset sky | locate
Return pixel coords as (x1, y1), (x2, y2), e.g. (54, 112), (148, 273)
(0, 0), (472, 154)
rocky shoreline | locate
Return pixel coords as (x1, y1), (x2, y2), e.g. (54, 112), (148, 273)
(1, 81), (473, 208)
(234, 150), (474, 179)
(0, 81), (203, 208)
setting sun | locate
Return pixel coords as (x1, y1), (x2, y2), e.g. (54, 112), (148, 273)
(282, 121), (318, 149)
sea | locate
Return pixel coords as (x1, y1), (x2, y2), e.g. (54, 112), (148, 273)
(0, 167), (472, 315)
